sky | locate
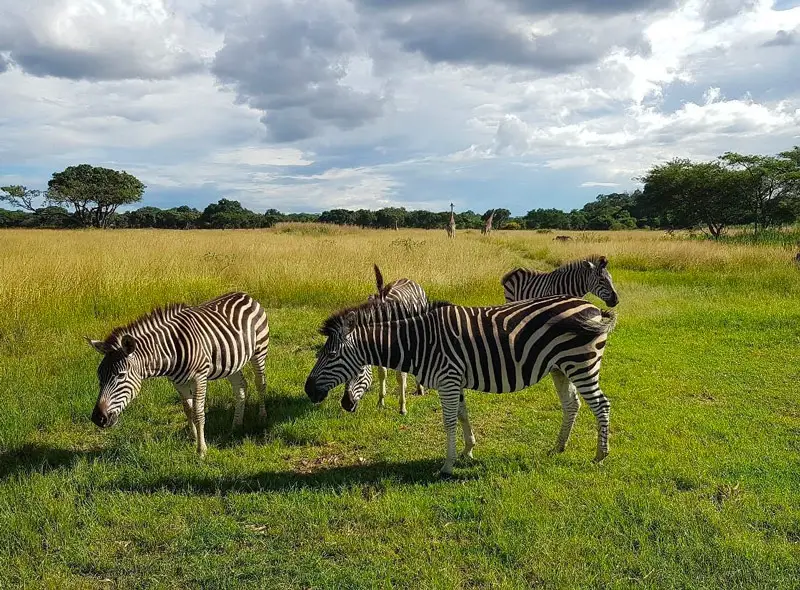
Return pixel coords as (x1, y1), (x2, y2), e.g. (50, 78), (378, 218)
(1, 0), (799, 216)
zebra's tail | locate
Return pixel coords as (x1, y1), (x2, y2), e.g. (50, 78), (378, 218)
(373, 263), (385, 294)
(564, 308), (617, 335)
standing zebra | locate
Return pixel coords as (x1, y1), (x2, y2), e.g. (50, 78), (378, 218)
(306, 296), (617, 475)
(502, 255), (619, 307)
(87, 292), (269, 457)
(342, 264), (428, 415)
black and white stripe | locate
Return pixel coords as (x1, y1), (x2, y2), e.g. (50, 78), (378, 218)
(342, 265), (428, 415)
(88, 291), (269, 456)
(502, 255), (619, 307)
(306, 296), (616, 475)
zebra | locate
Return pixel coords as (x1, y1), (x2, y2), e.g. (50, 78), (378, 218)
(501, 255), (619, 308)
(305, 296), (617, 475)
(87, 291), (269, 457)
(341, 264), (428, 415)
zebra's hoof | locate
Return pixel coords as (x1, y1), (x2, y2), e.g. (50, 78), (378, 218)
(549, 445), (566, 456)
(439, 468), (455, 479)
(593, 450), (608, 463)
(399, 408), (407, 416)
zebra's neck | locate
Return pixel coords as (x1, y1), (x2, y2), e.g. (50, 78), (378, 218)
(352, 313), (432, 377)
(123, 327), (180, 380)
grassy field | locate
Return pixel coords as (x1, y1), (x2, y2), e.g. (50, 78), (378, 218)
(1, 226), (798, 589)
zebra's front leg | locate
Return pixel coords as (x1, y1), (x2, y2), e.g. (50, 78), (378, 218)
(228, 371), (248, 429)
(192, 375), (209, 457)
(458, 393), (476, 460)
(438, 385), (461, 475)
(550, 369), (581, 454)
(396, 371), (407, 415)
(377, 366), (388, 409)
(174, 382), (197, 441)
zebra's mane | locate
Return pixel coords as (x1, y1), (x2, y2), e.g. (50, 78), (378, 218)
(320, 297), (450, 337)
(104, 302), (190, 346)
(502, 255), (607, 282)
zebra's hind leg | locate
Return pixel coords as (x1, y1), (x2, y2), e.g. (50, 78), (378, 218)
(396, 371), (407, 415)
(458, 393), (476, 460)
(251, 354), (268, 421)
(377, 366), (388, 408)
(550, 369), (581, 454)
(174, 382), (197, 441)
(228, 371), (248, 429)
(569, 371), (610, 462)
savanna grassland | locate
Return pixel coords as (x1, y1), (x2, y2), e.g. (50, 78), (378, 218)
(0, 226), (798, 589)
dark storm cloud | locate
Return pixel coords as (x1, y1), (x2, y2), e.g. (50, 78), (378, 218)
(0, 2), (204, 81)
(210, 1), (385, 143)
(700, 0), (759, 26)
(762, 29), (798, 47)
(381, 7), (652, 72)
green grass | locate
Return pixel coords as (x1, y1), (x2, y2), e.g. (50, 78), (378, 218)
(0, 228), (798, 589)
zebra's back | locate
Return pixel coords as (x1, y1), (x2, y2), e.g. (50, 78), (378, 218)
(180, 292), (269, 380)
(433, 296), (612, 393)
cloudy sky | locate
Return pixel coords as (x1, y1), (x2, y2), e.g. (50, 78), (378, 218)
(1, 0), (799, 215)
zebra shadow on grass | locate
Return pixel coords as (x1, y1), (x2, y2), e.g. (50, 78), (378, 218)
(202, 390), (314, 449)
(103, 457), (479, 495)
(0, 443), (102, 481)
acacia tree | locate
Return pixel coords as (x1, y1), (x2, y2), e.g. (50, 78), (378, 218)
(719, 149), (800, 233)
(47, 165), (145, 228)
(0, 185), (45, 212)
(640, 159), (748, 239)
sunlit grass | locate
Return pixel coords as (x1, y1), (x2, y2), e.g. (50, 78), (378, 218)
(1, 227), (798, 588)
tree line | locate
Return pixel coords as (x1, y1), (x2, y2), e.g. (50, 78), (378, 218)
(3, 147), (799, 236)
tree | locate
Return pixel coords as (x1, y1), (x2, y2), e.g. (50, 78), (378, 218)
(524, 208), (570, 229)
(719, 150), (800, 233)
(319, 209), (356, 225)
(263, 208), (285, 228)
(353, 209), (376, 228)
(640, 159), (748, 239)
(375, 207), (406, 229)
(199, 199), (262, 229)
(0, 185), (45, 212)
(47, 165), (145, 228)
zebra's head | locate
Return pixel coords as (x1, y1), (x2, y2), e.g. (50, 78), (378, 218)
(305, 311), (366, 404)
(584, 256), (619, 307)
(341, 365), (373, 412)
(87, 334), (143, 428)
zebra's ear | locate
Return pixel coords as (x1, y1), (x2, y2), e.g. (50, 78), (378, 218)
(120, 334), (137, 356)
(86, 337), (111, 355)
(583, 260), (596, 271)
(598, 256), (608, 269)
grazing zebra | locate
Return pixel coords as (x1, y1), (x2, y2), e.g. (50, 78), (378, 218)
(554, 235), (572, 241)
(306, 296), (617, 475)
(342, 265), (428, 415)
(502, 255), (619, 307)
(87, 291), (269, 457)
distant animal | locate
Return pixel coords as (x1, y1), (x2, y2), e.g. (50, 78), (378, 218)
(501, 255), (619, 307)
(342, 265), (428, 415)
(795, 252), (800, 265)
(87, 292), (270, 457)
(306, 296), (617, 476)
(481, 209), (495, 236)
(554, 235), (572, 241)
(447, 203), (456, 239)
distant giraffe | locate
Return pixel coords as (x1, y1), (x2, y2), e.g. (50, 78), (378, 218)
(447, 203), (456, 239)
(481, 210), (495, 236)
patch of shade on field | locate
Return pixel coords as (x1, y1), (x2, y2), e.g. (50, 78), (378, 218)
(1, 227), (798, 588)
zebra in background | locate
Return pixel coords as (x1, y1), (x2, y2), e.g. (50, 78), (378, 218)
(502, 255), (619, 308)
(87, 291), (269, 457)
(342, 264), (428, 415)
(306, 296), (617, 475)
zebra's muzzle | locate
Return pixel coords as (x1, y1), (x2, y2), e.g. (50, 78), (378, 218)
(91, 405), (117, 429)
(340, 391), (357, 413)
(304, 376), (328, 404)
